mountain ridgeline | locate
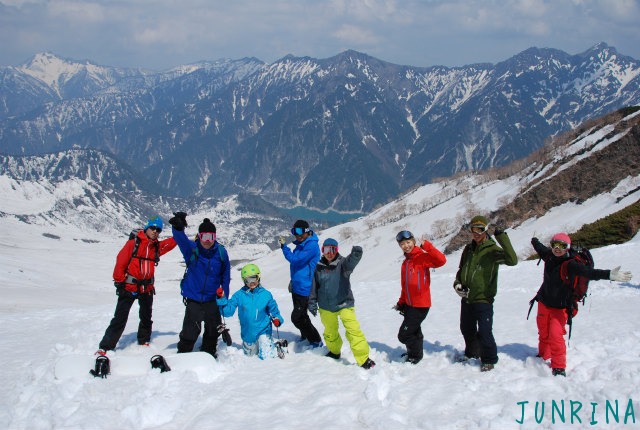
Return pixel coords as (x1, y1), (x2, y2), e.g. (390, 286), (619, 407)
(1, 44), (640, 214)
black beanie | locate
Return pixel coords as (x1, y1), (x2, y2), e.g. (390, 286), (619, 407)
(293, 219), (310, 230)
(198, 218), (216, 233)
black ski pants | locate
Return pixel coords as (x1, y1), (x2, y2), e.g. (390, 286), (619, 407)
(99, 291), (153, 351)
(178, 299), (221, 356)
(291, 293), (321, 343)
(397, 306), (429, 360)
(460, 300), (498, 365)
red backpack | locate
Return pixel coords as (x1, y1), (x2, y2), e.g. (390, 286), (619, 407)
(559, 247), (594, 338)
(559, 247), (594, 311)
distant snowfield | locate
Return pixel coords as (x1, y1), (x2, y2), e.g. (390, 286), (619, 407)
(2, 194), (640, 429)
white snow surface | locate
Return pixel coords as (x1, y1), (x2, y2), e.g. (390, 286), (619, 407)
(2, 181), (640, 429)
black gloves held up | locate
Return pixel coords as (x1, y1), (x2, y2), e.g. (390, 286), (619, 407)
(494, 227), (505, 236)
(169, 211), (188, 231)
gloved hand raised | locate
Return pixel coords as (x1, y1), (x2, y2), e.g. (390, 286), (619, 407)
(169, 211), (188, 231)
(278, 236), (286, 249)
(610, 266), (632, 282)
(453, 281), (469, 299)
(494, 226), (505, 236)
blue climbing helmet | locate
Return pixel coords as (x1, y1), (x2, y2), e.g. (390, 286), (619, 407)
(144, 215), (164, 232)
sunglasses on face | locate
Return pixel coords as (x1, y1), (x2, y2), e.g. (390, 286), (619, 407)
(550, 241), (569, 250)
(291, 227), (309, 236)
(322, 245), (338, 255)
(395, 230), (413, 242)
(148, 226), (162, 233)
(243, 275), (260, 285)
(470, 225), (487, 234)
(198, 232), (216, 242)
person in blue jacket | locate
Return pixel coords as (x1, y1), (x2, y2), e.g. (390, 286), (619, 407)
(169, 212), (230, 358)
(218, 264), (284, 359)
(278, 219), (322, 346)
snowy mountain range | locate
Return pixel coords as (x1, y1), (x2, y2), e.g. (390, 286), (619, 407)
(2, 105), (639, 265)
(1, 43), (639, 214)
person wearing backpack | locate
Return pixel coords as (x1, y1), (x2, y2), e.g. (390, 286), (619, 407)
(169, 212), (231, 358)
(453, 215), (518, 372)
(530, 232), (632, 377)
(96, 215), (177, 355)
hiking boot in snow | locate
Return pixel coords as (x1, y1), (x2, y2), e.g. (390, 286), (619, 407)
(361, 358), (376, 369)
(406, 356), (422, 365)
(480, 363), (495, 372)
(95, 349), (107, 356)
(552, 368), (566, 377)
(455, 354), (477, 363)
(325, 351), (341, 360)
(139, 342), (150, 347)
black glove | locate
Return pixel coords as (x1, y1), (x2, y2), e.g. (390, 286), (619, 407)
(169, 211), (188, 231)
(494, 227), (505, 236)
(531, 237), (539, 246)
(114, 281), (126, 296)
(218, 324), (232, 346)
(393, 303), (406, 316)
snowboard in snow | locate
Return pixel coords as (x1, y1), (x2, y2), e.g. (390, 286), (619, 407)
(54, 351), (216, 380)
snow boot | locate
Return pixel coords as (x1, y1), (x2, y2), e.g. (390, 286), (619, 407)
(325, 351), (341, 360)
(552, 368), (566, 377)
(480, 363), (494, 372)
(361, 358), (376, 369)
(89, 355), (110, 378)
(150, 355), (171, 373)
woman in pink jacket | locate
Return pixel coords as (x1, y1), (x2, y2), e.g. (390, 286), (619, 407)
(393, 230), (447, 364)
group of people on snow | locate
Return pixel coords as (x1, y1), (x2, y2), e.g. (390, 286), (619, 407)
(95, 212), (632, 376)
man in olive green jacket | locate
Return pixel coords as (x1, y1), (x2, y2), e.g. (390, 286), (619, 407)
(453, 215), (517, 371)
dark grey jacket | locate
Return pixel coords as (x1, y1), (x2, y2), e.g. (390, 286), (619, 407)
(309, 246), (363, 312)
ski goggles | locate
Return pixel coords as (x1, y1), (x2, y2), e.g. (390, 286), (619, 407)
(243, 275), (260, 285)
(395, 230), (414, 242)
(147, 226), (162, 233)
(198, 232), (216, 242)
(470, 224), (488, 234)
(322, 245), (338, 255)
(291, 227), (310, 236)
(550, 240), (569, 250)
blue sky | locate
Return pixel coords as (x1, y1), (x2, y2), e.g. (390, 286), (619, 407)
(1, 0), (639, 69)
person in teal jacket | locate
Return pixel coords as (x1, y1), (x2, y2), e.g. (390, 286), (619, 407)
(278, 219), (322, 346)
(309, 238), (375, 369)
(453, 215), (517, 371)
(217, 264), (285, 359)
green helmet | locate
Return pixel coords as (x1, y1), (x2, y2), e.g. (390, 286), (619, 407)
(241, 263), (261, 280)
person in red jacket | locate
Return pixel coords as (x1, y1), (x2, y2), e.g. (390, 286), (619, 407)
(393, 230), (447, 364)
(96, 215), (177, 355)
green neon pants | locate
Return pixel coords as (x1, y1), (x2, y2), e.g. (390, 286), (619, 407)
(319, 307), (370, 366)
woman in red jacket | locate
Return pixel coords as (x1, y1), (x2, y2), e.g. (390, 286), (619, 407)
(393, 230), (447, 364)
(97, 216), (176, 354)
